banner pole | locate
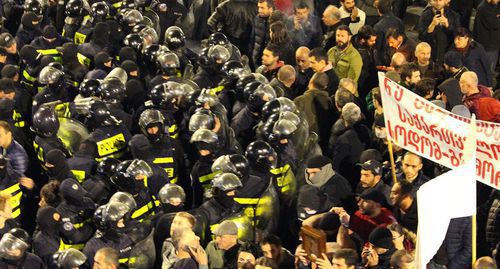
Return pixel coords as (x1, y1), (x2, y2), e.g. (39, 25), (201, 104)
(472, 214), (477, 266)
(386, 137), (398, 185)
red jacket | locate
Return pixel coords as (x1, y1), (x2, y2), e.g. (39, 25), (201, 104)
(273, 0), (293, 15)
(463, 85), (500, 123)
(349, 208), (397, 241)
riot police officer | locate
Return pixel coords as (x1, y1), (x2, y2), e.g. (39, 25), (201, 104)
(0, 228), (44, 268)
(67, 139), (98, 183)
(31, 106), (71, 168)
(87, 101), (131, 160)
(18, 45), (42, 95)
(148, 52), (182, 91)
(130, 109), (186, 185)
(62, 0), (90, 40)
(83, 201), (134, 267)
(100, 68), (133, 130)
(56, 178), (96, 251)
(53, 248), (87, 269)
(193, 44), (230, 89)
(74, 1), (109, 45)
(32, 206), (61, 266)
(32, 65), (71, 116)
(111, 159), (160, 221)
(82, 157), (119, 205)
(77, 22), (111, 68)
(163, 26), (197, 75)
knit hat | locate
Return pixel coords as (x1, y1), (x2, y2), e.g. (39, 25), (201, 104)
(368, 227), (394, 249)
(307, 155), (332, 169)
(120, 60), (138, 73)
(444, 51), (463, 68)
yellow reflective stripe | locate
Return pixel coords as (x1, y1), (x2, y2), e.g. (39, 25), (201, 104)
(269, 164), (290, 175)
(198, 171), (218, 183)
(170, 176), (178, 184)
(209, 85), (224, 95)
(1, 183), (22, 219)
(54, 102), (71, 118)
(234, 197), (260, 205)
(96, 133), (126, 157)
(119, 257), (129, 264)
(71, 170), (86, 183)
(14, 121), (25, 127)
(73, 219), (91, 229)
(22, 70), (36, 82)
(12, 109), (25, 128)
(77, 52), (91, 67)
(33, 141), (45, 164)
(152, 157), (174, 164)
(168, 124), (178, 139)
(112, 1), (123, 7)
(58, 239), (85, 251)
(37, 49), (59, 55)
(74, 32), (86, 45)
(131, 201), (155, 220)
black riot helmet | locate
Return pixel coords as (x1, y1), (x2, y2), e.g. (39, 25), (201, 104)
(188, 108), (215, 132)
(245, 140), (278, 170)
(100, 201), (131, 230)
(143, 44), (169, 65)
(261, 97), (298, 122)
(138, 109), (166, 142)
(53, 249), (87, 269)
(211, 173), (242, 192)
(268, 118), (297, 146)
(79, 79), (101, 98)
(88, 100), (120, 126)
(99, 77), (126, 104)
(38, 65), (64, 86)
(197, 47), (211, 69)
(0, 228), (30, 260)
(32, 106), (59, 137)
(111, 159), (153, 193)
(195, 89), (219, 107)
(96, 157), (121, 178)
(148, 81), (183, 110)
(157, 52), (180, 75)
(207, 32), (231, 51)
(123, 33), (144, 51)
(164, 26), (185, 51)
(122, 9), (143, 26)
(190, 128), (219, 154)
(24, 0), (43, 15)
(66, 0), (89, 17)
(139, 26), (159, 45)
(220, 60), (245, 80)
(90, 2), (109, 22)
(212, 154), (250, 179)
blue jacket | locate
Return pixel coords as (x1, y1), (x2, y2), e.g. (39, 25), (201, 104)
(1, 139), (29, 175)
(446, 217), (472, 269)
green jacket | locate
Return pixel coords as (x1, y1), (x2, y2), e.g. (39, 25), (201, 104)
(327, 43), (363, 82)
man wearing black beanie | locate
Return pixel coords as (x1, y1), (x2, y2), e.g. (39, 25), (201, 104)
(363, 227), (396, 268)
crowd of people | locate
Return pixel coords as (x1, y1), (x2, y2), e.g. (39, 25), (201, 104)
(0, 0), (498, 267)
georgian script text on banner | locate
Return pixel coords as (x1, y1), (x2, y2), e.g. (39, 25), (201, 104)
(378, 72), (500, 190)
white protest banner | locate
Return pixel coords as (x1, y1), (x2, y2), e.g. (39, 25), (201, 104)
(378, 72), (500, 190)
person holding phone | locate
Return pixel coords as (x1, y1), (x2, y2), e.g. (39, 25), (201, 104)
(172, 229), (209, 269)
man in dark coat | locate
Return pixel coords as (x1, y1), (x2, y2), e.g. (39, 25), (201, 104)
(250, 0), (273, 68)
(473, 0), (500, 74)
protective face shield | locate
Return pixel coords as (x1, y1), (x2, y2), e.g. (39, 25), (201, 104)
(139, 109), (166, 141)
(88, 101), (119, 126)
(158, 184), (185, 206)
(190, 128), (218, 154)
(105, 67), (128, 85)
(261, 97), (298, 122)
(139, 26), (159, 45)
(109, 192), (137, 212)
(143, 44), (169, 65)
(157, 52), (180, 75)
(102, 201), (130, 229)
(188, 108), (215, 132)
(23, 0), (43, 15)
(268, 119), (298, 151)
(211, 172), (242, 192)
(122, 9), (143, 26)
(0, 230), (29, 260)
(207, 32), (233, 55)
(96, 157), (120, 178)
(32, 106), (59, 137)
(53, 248), (87, 269)
(195, 89), (219, 107)
(164, 26), (185, 51)
(211, 154), (249, 179)
(253, 84), (277, 102)
(220, 60), (245, 79)
(207, 45), (230, 70)
(38, 66), (64, 86)
(111, 160), (153, 192)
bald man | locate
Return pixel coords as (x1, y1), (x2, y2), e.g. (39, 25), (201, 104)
(413, 42), (444, 83)
(460, 71), (500, 122)
(270, 65), (298, 99)
(321, 5), (344, 50)
(295, 46), (314, 94)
